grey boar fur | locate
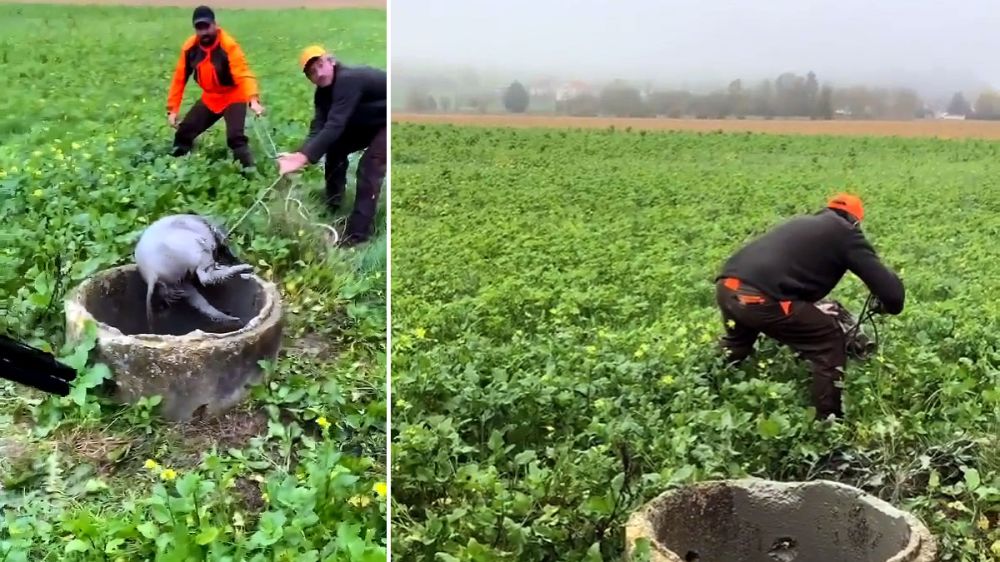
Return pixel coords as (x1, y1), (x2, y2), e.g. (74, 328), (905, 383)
(134, 214), (253, 331)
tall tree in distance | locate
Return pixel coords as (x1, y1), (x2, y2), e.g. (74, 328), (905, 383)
(815, 84), (834, 120)
(974, 90), (1000, 119)
(503, 81), (530, 113)
(805, 71), (819, 115)
(947, 92), (971, 116)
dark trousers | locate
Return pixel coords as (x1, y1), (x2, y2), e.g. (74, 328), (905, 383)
(715, 279), (846, 418)
(323, 126), (386, 243)
(172, 99), (254, 168)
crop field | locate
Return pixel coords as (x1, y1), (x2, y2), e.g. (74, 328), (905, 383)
(0, 3), (386, 560)
(392, 112), (1000, 140)
(391, 123), (1000, 561)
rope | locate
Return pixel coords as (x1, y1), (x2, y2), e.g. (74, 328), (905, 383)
(227, 174), (283, 234)
(844, 293), (881, 356)
(227, 115), (341, 245)
(251, 115), (279, 160)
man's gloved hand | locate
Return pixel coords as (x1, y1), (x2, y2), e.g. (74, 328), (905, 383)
(816, 302), (839, 317)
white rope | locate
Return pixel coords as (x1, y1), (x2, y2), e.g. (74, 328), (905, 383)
(228, 174), (282, 234)
(229, 116), (342, 246)
(251, 115), (279, 160)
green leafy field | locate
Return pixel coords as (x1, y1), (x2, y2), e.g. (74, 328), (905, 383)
(0, 4), (386, 560)
(391, 123), (1000, 561)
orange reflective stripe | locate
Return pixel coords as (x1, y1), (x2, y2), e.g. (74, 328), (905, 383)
(780, 301), (791, 315)
(723, 277), (741, 290)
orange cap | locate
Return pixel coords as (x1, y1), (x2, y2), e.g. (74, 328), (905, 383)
(827, 193), (864, 222)
(299, 45), (327, 72)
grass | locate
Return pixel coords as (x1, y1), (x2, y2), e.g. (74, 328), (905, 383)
(0, 3), (386, 560)
(390, 123), (1000, 561)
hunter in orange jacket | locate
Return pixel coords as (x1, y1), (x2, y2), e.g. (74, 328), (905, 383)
(167, 6), (264, 171)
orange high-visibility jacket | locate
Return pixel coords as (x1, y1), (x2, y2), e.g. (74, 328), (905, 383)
(167, 28), (259, 115)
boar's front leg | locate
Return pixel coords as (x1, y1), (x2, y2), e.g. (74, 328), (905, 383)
(196, 263), (254, 286)
(180, 283), (241, 325)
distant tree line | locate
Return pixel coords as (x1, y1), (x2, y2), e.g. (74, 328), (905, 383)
(401, 70), (1000, 121)
(557, 72), (926, 120)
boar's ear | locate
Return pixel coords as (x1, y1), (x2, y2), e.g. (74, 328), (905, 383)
(216, 243), (242, 266)
(202, 216), (230, 243)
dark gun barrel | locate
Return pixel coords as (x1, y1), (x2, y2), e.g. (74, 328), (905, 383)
(0, 334), (77, 396)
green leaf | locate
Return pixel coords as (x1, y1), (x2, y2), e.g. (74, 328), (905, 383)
(84, 478), (108, 493)
(582, 495), (613, 515)
(65, 539), (89, 553)
(175, 473), (200, 498)
(195, 527), (220, 545)
(137, 521), (158, 539)
(585, 542), (603, 562)
(964, 467), (981, 491)
(514, 449), (536, 465)
(757, 415), (783, 438)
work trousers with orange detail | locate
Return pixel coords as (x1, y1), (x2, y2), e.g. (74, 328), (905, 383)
(172, 99), (253, 169)
(715, 277), (846, 419)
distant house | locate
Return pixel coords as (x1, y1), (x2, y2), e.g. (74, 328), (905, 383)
(556, 81), (592, 101)
(528, 78), (556, 98)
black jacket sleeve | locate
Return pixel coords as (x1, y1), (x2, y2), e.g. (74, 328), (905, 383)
(301, 90), (325, 148)
(843, 228), (905, 314)
(300, 78), (363, 163)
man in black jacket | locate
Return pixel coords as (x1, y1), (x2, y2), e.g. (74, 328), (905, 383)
(277, 46), (387, 247)
(714, 194), (905, 419)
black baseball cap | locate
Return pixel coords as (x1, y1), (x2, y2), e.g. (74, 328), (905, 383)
(192, 6), (215, 25)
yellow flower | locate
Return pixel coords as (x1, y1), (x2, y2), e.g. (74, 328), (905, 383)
(32, 189), (43, 198)
(373, 482), (387, 498)
(262, 493), (269, 503)
(160, 468), (177, 481)
(585, 345), (597, 354)
(316, 416), (330, 429)
(414, 327), (426, 339)
(144, 459), (160, 470)
(977, 514), (990, 530)
(660, 375), (675, 385)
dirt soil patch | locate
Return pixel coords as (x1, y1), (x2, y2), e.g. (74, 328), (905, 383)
(4, 0), (384, 8)
(393, 112), (1000, 140)
(175, 406), (270, 455)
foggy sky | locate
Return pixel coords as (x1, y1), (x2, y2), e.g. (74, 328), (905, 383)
(391, 0), (1000, 95)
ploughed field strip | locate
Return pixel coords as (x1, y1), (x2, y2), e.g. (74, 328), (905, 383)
(392, 111), (1000, 140)
(390, 123), (1000, 561)
(0, 4), (387, 560)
